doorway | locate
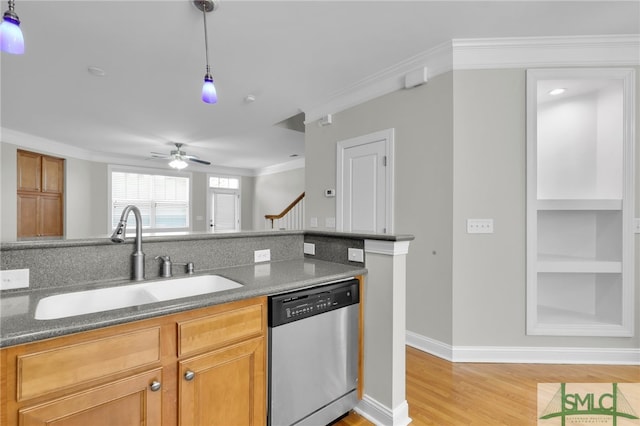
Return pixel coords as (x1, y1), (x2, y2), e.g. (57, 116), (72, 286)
(336, 128), (394, 234)
(206, 175), (240, 232)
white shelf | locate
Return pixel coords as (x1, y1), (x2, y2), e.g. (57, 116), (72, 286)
(530, 306), (630, 337)
(537, 255), (622, 273)
(526, 68), (635, 337)
(537, 199), (622, 211)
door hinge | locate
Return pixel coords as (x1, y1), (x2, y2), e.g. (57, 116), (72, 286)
(382, 156), (387, 166)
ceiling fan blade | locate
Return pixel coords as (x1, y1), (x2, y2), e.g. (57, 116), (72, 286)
(150, 152), (171, 159)
(188, 158), (211, 165)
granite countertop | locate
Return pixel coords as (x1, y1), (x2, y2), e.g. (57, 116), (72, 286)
(0, 258), (366, 348)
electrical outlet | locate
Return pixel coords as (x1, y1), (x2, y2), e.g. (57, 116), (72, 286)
(635, 218), (640, 234)
(0, 269), (29, 290)
(254, 249), (271, 263)
(325, 217), (336, 228)
(348, 248), (364, 263)
(303, 243), (316, 255)
(467, 219), (494, 234)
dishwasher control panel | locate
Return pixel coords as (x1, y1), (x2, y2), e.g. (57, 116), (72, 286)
(268, 278), (359, 327)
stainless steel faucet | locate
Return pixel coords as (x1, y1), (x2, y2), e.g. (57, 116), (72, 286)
(155, 255), (195, 278)
(110, 205), (145, 281)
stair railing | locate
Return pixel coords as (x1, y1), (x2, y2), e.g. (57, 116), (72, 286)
(265, 192), (305, 230)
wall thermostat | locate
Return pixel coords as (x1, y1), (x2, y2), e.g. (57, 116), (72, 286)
(325, 189), (335, 197)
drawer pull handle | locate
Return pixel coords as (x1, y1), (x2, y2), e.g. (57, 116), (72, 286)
(149, 381), (162, 392)
(184, 370), (196, 381)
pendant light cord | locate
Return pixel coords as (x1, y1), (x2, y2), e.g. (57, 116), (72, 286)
(202, 4), (211, 74)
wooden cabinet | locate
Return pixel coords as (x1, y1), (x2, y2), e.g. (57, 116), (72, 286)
(17, 149), (64, 238)
(1, 297), (267, 426)
(526, 68), (635, 336)
(18, 369), (163, 426)
(179, 338), (265, 425)
(177, 302), (266, 425)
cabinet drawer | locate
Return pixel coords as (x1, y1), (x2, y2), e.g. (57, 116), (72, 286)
(17, 327), (161, 401)
(178, 302), (264, 357)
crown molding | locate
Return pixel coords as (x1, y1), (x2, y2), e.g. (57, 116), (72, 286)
(452, 34), (640, 70)
(303, 40), (453, 123)
(303, 34), (640, 124)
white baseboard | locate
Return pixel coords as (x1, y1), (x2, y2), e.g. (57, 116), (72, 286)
(355, 395), (412, 426)
(406, 331), (453, 361)
(406, 331), (640, 365)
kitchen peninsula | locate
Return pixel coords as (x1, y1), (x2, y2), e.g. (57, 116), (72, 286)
(1, 230), (413, 426)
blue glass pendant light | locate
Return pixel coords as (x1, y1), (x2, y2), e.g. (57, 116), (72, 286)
(194, 0), (218, 104)
(0, 0), (24, 54)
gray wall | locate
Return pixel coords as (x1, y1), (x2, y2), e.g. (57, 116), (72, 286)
(241, 175), (256, 231)
(305, 73), (455, 345)
(253, 167), (305, 230)
(305, 67), (640, 350)
(65, 157), (109, 238)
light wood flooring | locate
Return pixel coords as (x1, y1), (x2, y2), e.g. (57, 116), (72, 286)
(335, 346), (640, 425)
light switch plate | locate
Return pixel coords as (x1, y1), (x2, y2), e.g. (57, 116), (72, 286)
(467, 219), (494, 234)
(0, 269), (29, 290)
(325, 217), (336, 228)
(303, 243), (316, 255)
(634, 218), (640, 234)
(310, 217), (318, 228)
(254, 249), (271, 263)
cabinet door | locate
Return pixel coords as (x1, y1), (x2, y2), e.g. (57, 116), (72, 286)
(41, 156), (64, 193)
(18, 369), (162, 426)
(17, 150), (41, 192)
(39, 194), (63, 237)
(17, 193), (39, 237)
(179, 337), (266, 426)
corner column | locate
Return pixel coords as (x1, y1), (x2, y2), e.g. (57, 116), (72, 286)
(357, 239), (411, 426)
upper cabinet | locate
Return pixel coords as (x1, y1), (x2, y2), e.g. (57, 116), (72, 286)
(17, 149), (65, 238)
(526, 68), (636, 337)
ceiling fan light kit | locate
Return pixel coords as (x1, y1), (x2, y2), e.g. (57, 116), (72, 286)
(194, 0), (219, 104)
(151, 143), (212, 170)
(0, 0), (24, 54)
(169, 158), (189, 170)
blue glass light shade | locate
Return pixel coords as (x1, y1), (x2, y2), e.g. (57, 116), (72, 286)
(202, 74), (217, 104)
(0, 13), (23, 55)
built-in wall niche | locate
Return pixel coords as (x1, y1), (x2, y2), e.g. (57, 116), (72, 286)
(526, 68), (635, 337)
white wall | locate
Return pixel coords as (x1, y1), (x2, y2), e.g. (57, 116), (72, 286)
(253, 167), (305, 230)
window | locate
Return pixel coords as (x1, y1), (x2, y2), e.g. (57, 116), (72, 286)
(209, 176), (239, 189)
(110, 168), (191, 232)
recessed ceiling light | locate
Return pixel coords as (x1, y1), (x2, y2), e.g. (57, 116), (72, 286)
(548, 88), (566, 96)
(87, 66), (106, 77)
(244, 94), (256, 103)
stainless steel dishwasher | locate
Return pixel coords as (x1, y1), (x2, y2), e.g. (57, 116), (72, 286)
(268, 278), (360, 426)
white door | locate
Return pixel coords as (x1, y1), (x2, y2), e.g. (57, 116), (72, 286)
(208, 189), (239, 232)
(337, 129), (394, 233)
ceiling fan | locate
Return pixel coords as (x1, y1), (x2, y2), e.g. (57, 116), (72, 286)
(150, 143), (211, 170)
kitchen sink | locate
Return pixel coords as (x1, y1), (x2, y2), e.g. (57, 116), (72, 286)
(34, 275), (243, 320)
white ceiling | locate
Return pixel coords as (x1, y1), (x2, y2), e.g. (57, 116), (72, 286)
(1, 1), (638, 174)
